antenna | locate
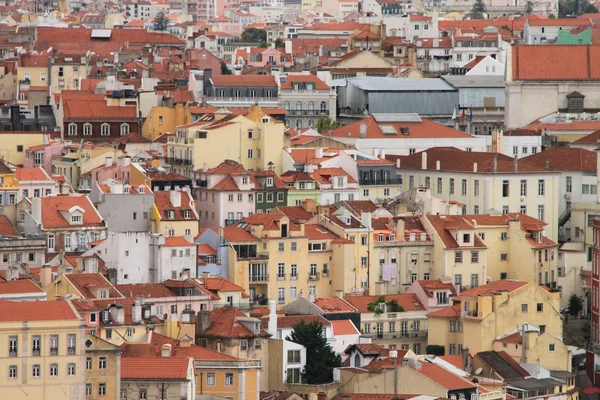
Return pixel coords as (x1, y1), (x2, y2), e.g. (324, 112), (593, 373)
(475, 367), (483, 375)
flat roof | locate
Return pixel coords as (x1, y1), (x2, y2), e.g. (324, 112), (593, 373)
(348, 77), (457, 92)
(442, 75), (505, 88)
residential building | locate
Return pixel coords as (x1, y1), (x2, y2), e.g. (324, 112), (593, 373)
(52, 144), (125, 189)
(406, 278), (458, 313)
(428, 280), (569, 371)
(195, 228), (230, 278)
(83, 334), (121, 400)
(344, 293), (428, 353)
(523, 18), (591, 44)
(233, 46), (293, 70)
(15, 167), (59, 200)
(16, 54), (49, 109)
(131, 163), (193, 191)
(49, 53), (88, 94)
(0, 130), (56, 168)
(152, 189), (199, 237)
(44, 273), (124, 300)
(0, 215), (46, 273)
(0, 279), (47, 301)
(389, 148), (561, 241)
(591, 218), (600, 346)
(121, 356), (196, 400)
(280, 171), (321, 206)
(170, 105), (285, 174)
(23, 140), (65, 175)
(415, 36), (453, 73)
(0, 105), (57, 133)
(204, 75), (279, 109)
(311, 167), (360, 205)
(279, 74), (336, 130)
(150, 236), (198, 283)
(251, 169), (288, 214)
(141, 103), (191, 141)
(23, 195), (107, 254)
(0, 300), (87, 399)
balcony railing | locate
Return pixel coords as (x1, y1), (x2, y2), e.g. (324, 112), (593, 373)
(68, 346), (75, 355)
(50, 347), (58, 355)
(168, 136), (193, 145)
(9, 349), (17, 357)
(286, 109), (329, 116)
(206, 97), (278, 104)
(166, 157), (193, 166)
(32, 348), (40, 356)
(309, 272), (320, 281)
(19, 79), (30, 91)
(367, 330), (428, 340)
(290, 274), (297, 280)
(359, 178), (402, 186)
(277, 274), (286, 281)
(249, 274), (269, 282)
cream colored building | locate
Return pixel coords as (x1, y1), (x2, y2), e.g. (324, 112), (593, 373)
(0, 300), (86, 399)
(52, 145), (124, 189)
(427, 280), (571, 372)
(392, 147), (560, 241)
(423, 213), (559, 290)
(168, 105), (286, 177)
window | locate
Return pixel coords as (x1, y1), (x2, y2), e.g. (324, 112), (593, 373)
(437, 177), (443, 194)
(32, 335), (41, 356)
(449, 178), (455, 195)
(98, 356), (107, 369)
(291, 264), (297, 279)
(9, 336), (17, 356)
(522, 304), (528, 313)
(278, 242), (284, 252)
(32, 364), (40, 378)
(207, 373), (216, 385)
(474, 180), (479, 197)
(267, 193), (274, 202)
(9, 365), (17, 379)
(520, 180), (527, 196)
(538, 205), (545, 221)
(471, 274), (479, 288)
(549, 344), (555, 352)
(67, 363), (76, 376)
(538, 179), (545, 196)
(83, 123), (92, 136)
(49, 363), (58, 377)
(120, 123), (129, 136)
(566, 176), (572, 193)
(50, 334), (58, 355)
(363, 188), (369, 197)
(471, 251), (479, 263)
(288, 349), (301, 363)
(68, 123), (77, 135)
(361, 236), (368, 246)
(278, 287), (285, 304)
(86, 384), (92, 396)
(86, 357), (92, 370)
(455, 251), (462, 263)
(502, 180), (509, 197)
(291, 242), (297, 251)
(537, 303), (543, 312)
(247, 149), (254, 159)
(501, 252), (508, 261)
(288, 368), (301, 384)
(139, 389), (147, 399)
(449, 344), (456, 355)
(501, 232), (507, 241)
(225, 373), (234, 386)
(461, 179), (467, 196)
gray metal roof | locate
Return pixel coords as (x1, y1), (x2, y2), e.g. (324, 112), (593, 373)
(347, 77), (457, 92)
(477, 351), (524, 381)
(372, 113), (422, 123)
(507, 378), (561, 390)
(442, 75), (505, 88)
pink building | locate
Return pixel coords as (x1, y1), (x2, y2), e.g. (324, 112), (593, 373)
(234, 47), (294, 68)
(15, 167), (59, 200)
(24, 141), (65, 176)
(209, 16), (241, 35)
(78, 157), (133, 192)
(194, 160), (257, 228)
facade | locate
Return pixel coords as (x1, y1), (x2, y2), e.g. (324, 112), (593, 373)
(83, 334), (121, 400)
(204, 75), (279, 109)
(279, 74), (336, 130)
(152, 189), (199, 237)
(251, 170), (288, 214)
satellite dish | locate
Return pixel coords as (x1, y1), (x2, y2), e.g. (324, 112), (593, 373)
(475, 368), (483, 375)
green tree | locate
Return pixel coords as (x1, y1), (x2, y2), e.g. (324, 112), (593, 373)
(259, 41), (268, 48)
(274, 38), (284, 48)
(549, 13), (556, 18)
(426, 345), (445, 356)
(220, 61), (231, 75)
(153, 12), (169, 31)
(286, 320), (342, 384)
(315, 116), (340, 133)
(568, 293), (583, 316)
(470, 0), (486, 19)
(525, 1), (533, 14)
(582, 2), (598, 12)
(240, 28), (267, 42)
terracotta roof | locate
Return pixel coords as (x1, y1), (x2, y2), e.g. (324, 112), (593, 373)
(417, 279), (458, 297)
(61, 91), (137, 120)
(15, 167), (51, 181)
(0, 279), (44, 295)
(202, 307), (265, 338)
(64, 273), (123, 299)
(275, 206), (313, 222)
(428, 303), (461, 318)
(522, 148), (596, 172)
(311, 167), (357, 185)
(304, 224), (340, 240)
(343, 200), (378, 216)
(572, 130), (600, 144)
(221, 226), (258, 242)
(40, 195), (104, 228)
(0, 215), (18, 237)
(249, 170), (287, 189)
(336, 395), (421, 400)
(0, 299), (78, 321)
(345, 343), (390, 356)
(115, 283), (177, 298)
(527, 17), (590, 26)
(197, 244), (216, 255)
(331, 319), (359, 335)
(154, 191), (197, 222)
(211, 75), (277, 87)
(495, 331), (523, 344)
(331, 117), (470, 139)
(458, 280), (528, 298)
(424, 215), (487, 249)
(388, 147), (549, 174)
(417, 36), (452, 49)
(414, 363), (476, 390)
(343, 293), (425, 313)
(241, 213), (300, 232)
(438, 355), (466, 370)
(512, 45), (600, 81)
(163, 236), (195, 247)
(286, 148), (341, 164)
(201, 276), (245, 292)
(122, 331), (236, 360)
(314, 296), (357, 313)
(410, 15), (432, 21)
(462, 55), (486, 69)
(121, 357), (190, 380)
(281, 74), (330, 90)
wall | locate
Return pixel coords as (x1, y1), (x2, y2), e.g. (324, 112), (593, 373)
(93, 191), (155, 233)
(0, 132), (47, 166)
(93, 232), (152, 284)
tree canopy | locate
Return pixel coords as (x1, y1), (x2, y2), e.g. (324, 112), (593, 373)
(240, 28), (267, 43)
(568, 293), (583, 316)
(220, 61), (232, 75)
(470, 0), (486, 19)
(316, 116), (340, 133)
(153, 12), (169, 31)
(286, 320), (342, 384)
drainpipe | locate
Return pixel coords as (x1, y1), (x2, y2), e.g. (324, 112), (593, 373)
(521, 321), (528, 364)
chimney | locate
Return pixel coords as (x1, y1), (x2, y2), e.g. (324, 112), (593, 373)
(319, 44), (324, 57)
(132, 299), (142, 323)
(161, 343), (172, 357)
(105, 156), (113, 167)
(473, 162), (478, 173)
(545, 159), (550, 169)
(380, 150), (386, 159)
(361, 212), (372, 230)
(436, 160), (440, 170)
(396, 158), (401, 168)
(521, 322), (527, 363)
(40, 264), (53, 288)
(246, 46), (251, 54)
(461, 347), (470, 371)
(359, 122), (367, 138)
(170, 190), (182, 207)
(315, 148), (324, 159)
(196, 310), (211, 335)
(493, 154), (498, 173)
(396, 218), (405, 240)
(31, 197), (42, 223)
(421, 151), (427, 170)
(268, 300), (278, 337)
(202, 162), (208, 172)
(513, 155), (518, 173)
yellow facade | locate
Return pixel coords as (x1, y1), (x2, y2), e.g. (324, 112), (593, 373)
(151, 205), (199, 237)
(427, 281), (570, 371)
(17, 65), (48, 91)
(0, 314), (86, 399)
(50, 62), (87, 94)
(84, 334), (121, 400)
(52, 146), (123, 188)
(195, 362), (260, 400)
(0, 132), (47, 166)
(142, 104), (191, 141)
(0, 166), (18, 205)
(169, 105), (285, 174)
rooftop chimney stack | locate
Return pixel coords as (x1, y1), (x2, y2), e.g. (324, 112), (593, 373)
(267, 300), (278, 337)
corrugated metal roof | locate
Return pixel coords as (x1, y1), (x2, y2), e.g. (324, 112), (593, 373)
(373, 113), (422, 123)
(348, 77), (457, 92)
(442, 75), (505, 88)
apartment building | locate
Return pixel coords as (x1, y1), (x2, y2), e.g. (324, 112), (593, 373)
(83, 334), (121, 400)
(152, 189), (199, 237)
(251, 169), (288, 214)
(428, 280), (569, 372)
(390, 147), (560, 241)
(0, 300), (86, 399)
(279, 74), (336, 130)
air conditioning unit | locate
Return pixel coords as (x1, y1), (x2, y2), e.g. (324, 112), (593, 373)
(565, 193), (571, 200)
(520, 196), (525, 202)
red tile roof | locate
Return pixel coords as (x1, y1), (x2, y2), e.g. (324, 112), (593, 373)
(40, 195), (104, 228)
(15, 167), (51, 181)
(428, 303), (461, 318)
(343, 293), (425, 313)
(121, 357), (190, 380)
(211, 75), (277, 87)
(522, 148), (596, 172)
(462, 55), (486, 69)
(122, 331), (236, 360)
(242, 213), (300, 232)
(331, 319), (359, 335)
(64, 273), (123, 299)
(201, 276), (245, 292)
(572, 130), (600, 144)
(417, 279), (458, 297)
(438, 354), (466, 370)
(275, 206), (313, 222)
(311, 167), (357, 184)
(197, 244), (216, 255)
(0, 215), (18, 237)
(202, 307), (265, 338)
(459, 280), (528, 298)
(163, 236), (195, 247)
(0, 279), (44, 294)
(154, 190), (197, 222)
(281, 74), (330, 90)
(221, 226), (258, 242)
(344, 343), (391, 356)
(61, 91), (137, 120)
(314, 296), (357, 313)
(414, 363), (476, 390)
(495, 331), (522, 344)
(512, 45), (600, 81)
(0, 299), (78, 321)
(526, 17), (591, 26)
(115, 283), (177, 298)
(332, 117), (470, 139)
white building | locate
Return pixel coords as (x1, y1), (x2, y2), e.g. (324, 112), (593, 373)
(279, 73), (337, 130)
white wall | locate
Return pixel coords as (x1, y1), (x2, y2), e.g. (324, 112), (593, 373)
(94, 232), (152, 283)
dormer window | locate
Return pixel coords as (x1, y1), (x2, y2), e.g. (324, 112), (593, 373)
(183, 210), (191, 219)
(242, 176), (248, 185)
(463, 233), (470, 243)
(138, 186), (144, 194)
(166, 210), (175, 219)
(267, 177), (273, 187)
(71, 215), (82, 224)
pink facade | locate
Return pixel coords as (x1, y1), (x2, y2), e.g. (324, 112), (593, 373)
(24, 141), (65, 176)
(15, 168), (59, 201)
(235, 47), (294, 68)
(78, 157), (133, 191)
(210, 16), (241, 35)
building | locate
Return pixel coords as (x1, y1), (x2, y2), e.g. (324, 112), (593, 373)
(523, 18), (591, 44)
(83, 334), (121, 400)
(152, 189), (199, 237)
(204, 75), (279, 109)
(251, 169), (288, 214)
(279, 74), (336, 130)
(389, 147), (560, 241)
(0, 300), (87, 399)
(427, 280), (569, 371)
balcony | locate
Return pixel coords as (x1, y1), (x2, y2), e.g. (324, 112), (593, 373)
(9, 349), (17, 357)
(19, 79), (30, 91)
(290, 274), (297, 281)
(167, 136), (193, 145)
(277, 274), (286, 281)
(68, 346), (75, 355)
(367, 330), (428, 340)
(249, 274), (269, 283)
(32, 348), (40, 356)
(309, 272), (320, 281)
(166, 157), (193, 166)
(360, 178), (402, 186)
(463, 310), (481, 318)
(50, 347), (58, 355)
(286, 109), (330, 116)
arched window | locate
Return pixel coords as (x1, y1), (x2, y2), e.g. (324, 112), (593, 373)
(296, 119), (302, 129)
(285, 120), (290, 128)
(101, 123), (110, 136)
(120, 123), (130, 136)
(308, 101), (314, 113)
(296, 101), (302, 112)
(320, 101), (327, 113)
(308, 119), (314, 128)
(68, 123), (77, 136)
(283, 101), (290, 111)
(83, 123), (92, 136)
(354, 354), (360, 367)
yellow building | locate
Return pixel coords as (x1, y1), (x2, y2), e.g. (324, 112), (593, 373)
(0, 160), (18, 206)
(427, 280), (571, 372)
(16, 54), (49, 108)
(0, 132), (50, 166)
(0, 300), (86, 399)
(423, 214), (559, 290)
(83, 334), (121, 400)
(52, 144), (124, 189)
(49, 54), (89, 94)
(152, 189), (200, 237)
(168, 105), (285, 174)
(141, 103), (191, 141)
